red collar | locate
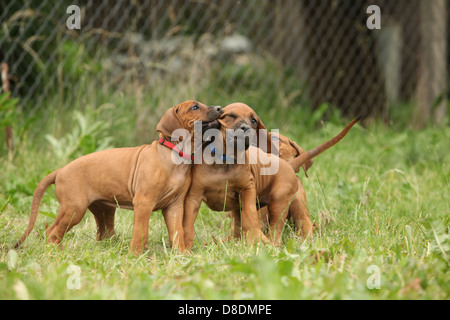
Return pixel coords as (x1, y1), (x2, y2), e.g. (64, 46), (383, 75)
(158, 138), (194, 161)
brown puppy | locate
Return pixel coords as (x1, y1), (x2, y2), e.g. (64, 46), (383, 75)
(15, 101), (223, 255)
(225, 132), (314, 238)
(259, 132), (314, 237)
(183, 103), (359, 248)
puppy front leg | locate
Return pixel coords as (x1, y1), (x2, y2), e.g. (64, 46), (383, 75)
(183, 190), (203, 250)
(240, 188), (268, 245)
(163, 202), (186, 252)
(130, 196), (155, 255)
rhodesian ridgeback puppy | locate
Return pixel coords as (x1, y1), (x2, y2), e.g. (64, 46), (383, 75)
(15, 101), (223, 255)
(183, 103), (359, 248)
(225, 131), (314, 238)
(247, 131), (315, 238)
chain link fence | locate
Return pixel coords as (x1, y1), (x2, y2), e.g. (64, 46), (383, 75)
(1, 0), (448, 127)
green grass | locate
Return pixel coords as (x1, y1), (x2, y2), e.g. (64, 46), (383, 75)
(0, 107), (448, 300)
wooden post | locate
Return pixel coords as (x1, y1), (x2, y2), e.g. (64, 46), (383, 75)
(1, 62), (13, 155)
(415, 0), (448, 127)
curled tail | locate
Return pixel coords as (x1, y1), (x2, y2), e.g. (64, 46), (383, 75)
(288, 117), (360, 173)
(14, 170), (59, 248)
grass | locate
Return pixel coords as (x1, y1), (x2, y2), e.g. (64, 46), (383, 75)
(0, 106), (448, 300)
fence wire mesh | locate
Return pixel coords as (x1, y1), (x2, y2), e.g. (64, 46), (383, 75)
(0, 0), (448, 127)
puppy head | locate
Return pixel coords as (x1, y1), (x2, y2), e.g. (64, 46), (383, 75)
(272, 133), (314, 176)
(157, 100), (222, 139)
(218, 103), (271, 151)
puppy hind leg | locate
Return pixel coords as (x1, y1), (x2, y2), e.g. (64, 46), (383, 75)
(46, 204), (88, 246)
(230, 209), (242, 240)
(266, 199), (292, 246)
(89, 202), (116, 240)
(289, 196), (313, 239)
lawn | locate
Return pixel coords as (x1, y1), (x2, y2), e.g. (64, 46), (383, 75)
(0, 101), (449, 300)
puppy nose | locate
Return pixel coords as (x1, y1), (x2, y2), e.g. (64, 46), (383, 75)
(239, 124), (251, 132)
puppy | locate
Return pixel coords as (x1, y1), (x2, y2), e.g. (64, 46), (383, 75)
(15, 101), (222, 254)
(183, 103), (359, 248)
(259, 132), (314, 237)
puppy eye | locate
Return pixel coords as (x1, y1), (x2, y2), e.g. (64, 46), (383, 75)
(227, 114), (236, 119)
(251, 118), (258, 126)
(191, 105), (199, 110)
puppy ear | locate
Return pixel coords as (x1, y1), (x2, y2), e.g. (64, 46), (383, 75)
(290, 140), (314, 177)
(255, 117), (274, 153)
(156, 106), (183, 139)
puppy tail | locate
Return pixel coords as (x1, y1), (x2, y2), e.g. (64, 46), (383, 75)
(288, 117), (360, 173)
(14, 169), (59, 248)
